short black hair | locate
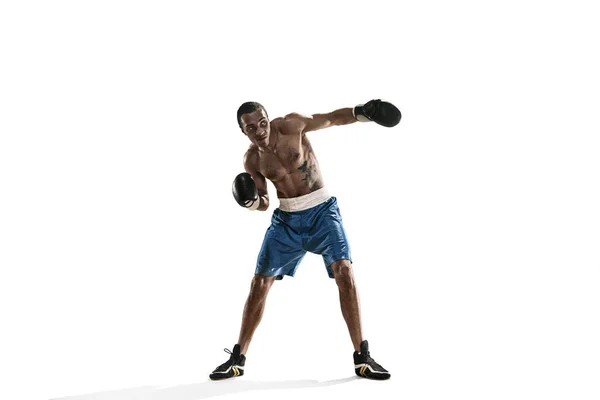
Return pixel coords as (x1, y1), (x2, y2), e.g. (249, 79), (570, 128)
(237, 102), (267, 128)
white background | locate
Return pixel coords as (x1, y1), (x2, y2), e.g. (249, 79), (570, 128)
(1, 1), (599, 399)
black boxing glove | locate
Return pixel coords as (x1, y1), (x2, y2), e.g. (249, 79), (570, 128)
(232, 172), (260, 210)
(353, 99), (402, 127)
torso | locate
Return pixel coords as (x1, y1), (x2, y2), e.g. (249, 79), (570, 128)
(249, 118), (325, 198)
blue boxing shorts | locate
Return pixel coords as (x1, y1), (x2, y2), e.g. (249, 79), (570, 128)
(255, 187), (352, 280)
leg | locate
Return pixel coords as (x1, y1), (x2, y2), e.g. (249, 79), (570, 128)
(209, 273), (278, 380)
(331, 259), (363, 352)
(210, 209), (301, 380)
(331, 259), (391, 380)
(237, 273), (276, 355)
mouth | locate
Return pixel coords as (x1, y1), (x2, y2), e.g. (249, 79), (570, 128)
(257, 134), (267, 141)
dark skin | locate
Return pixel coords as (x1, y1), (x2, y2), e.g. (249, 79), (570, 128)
(236, 106), (365, 355)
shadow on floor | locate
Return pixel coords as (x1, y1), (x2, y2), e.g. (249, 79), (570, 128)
(52, 376), (359, 400)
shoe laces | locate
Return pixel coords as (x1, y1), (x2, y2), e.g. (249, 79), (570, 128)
(216, 347), (237, 369)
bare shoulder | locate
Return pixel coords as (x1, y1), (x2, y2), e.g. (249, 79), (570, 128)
(284, 112), (310, 120)
(276, 113), (308, 135)
(243, 145), (260, 171)
(283, 112), (312, 125)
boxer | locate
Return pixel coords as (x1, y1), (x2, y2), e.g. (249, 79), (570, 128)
(210, 100), (401, 380)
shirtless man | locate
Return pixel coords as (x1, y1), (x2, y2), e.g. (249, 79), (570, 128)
(209, 100), (401, 381)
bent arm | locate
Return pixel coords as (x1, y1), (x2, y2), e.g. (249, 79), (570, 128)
(243, 152), (270, 211)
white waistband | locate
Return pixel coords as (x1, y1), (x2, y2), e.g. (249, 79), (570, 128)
(278, 186), (331, 212)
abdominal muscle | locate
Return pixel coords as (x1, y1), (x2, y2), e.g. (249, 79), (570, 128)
(259, 136), (325, 199)
(272, 161), (325, 199)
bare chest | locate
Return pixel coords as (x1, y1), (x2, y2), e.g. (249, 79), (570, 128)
(259, 137), (306, 181)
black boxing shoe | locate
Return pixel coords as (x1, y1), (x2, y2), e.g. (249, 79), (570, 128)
(209, 344), (245, 380)
(353, 340), (390, 380)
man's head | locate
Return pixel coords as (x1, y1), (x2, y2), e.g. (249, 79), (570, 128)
(237, 102), (271, 147)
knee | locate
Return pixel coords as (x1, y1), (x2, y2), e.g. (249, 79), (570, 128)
(250, 274), (274, 298)
(331, 260), (355, 292)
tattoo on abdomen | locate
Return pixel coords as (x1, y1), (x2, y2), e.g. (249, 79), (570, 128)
(298, 160), (315, 186)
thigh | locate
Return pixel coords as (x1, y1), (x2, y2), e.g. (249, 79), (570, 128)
(304, 198), (351, 254)
(303, 198), (352, 277)
(255, 211), (306, 280)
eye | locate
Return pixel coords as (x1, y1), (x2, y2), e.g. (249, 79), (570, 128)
(260, 120), (267, 127)
(247, 126), (255, 133)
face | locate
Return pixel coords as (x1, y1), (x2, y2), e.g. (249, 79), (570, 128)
(240, 108), (271, 147)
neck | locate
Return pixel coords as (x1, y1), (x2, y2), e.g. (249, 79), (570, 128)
(257, 132), (278, 152)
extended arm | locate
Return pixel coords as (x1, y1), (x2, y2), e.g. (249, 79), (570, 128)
(284, 108), (357, 134)
(284, 99), (401, 134)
